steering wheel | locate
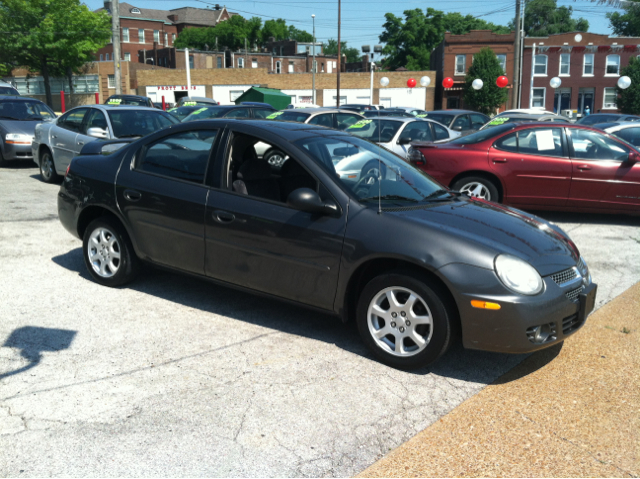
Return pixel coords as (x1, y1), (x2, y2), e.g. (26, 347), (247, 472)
(354, 172), (379, 196)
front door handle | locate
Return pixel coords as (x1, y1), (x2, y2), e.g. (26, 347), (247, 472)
(492, 158), (508, 163)
(77, 141), (84, 146)
(51, 135), (57, 139)
(577, 164), (592, 171)
(213, 210), (235, 224)
(123, 189), (142, 201)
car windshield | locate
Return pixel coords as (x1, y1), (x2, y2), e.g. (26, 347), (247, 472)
(266, 111), (311, 122)
(167, 106), (201, 121)
(294, 135), (446, 205)
(450, 123), (515, 144)
(107, 110), (178, 138)
(0, 100), (55, 120)
(182, 107), (230, 122)
(0, 87), (19, 96)
(106, 97), (149, 106)
(345, 119), (403, 143)
(421, 113), (453, 126)
(479, 117), (539, 130)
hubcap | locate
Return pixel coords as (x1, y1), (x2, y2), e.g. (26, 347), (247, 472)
(363, 166), (379, 185)
(460, 182), (491, 200)
(41, 155), (53, 179)
(87, 227), (121, 278)
(367, 287), (433, 357)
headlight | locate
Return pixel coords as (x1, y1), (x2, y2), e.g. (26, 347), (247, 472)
(495, 254), (544, 295)
(5, 133), (33, 144)
(578, 256), (591, 285)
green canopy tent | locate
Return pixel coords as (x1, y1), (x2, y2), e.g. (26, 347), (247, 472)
(234, 87), (292, 110)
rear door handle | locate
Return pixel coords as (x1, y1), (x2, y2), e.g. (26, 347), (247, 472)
(213, 210), (235, 224)
(51, 135), (57, 139)
(492, 158), (508, 163)
(77, 141), (84, 146)
(577, 164), (592, 171)
(123, 189), (142, 201)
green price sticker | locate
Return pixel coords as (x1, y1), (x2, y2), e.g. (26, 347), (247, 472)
(266, 112), (284, 119)
(347, 119), (373, 129)
(167, 108), (177, 112)
(192, 108), (209, 115)
(107, 98), (122, 105)
(416, 114), (428, 118)
(183, 101), (197, 106)
(488, 117), (509, 125)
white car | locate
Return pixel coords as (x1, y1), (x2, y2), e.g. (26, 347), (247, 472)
(344, 117), (460, 159)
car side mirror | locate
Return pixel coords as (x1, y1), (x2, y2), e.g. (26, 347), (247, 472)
(453, 125), (463, 131)
(628, 151), (639, 163)
(287, 188), (338, 216)
(397, 137), (412, 145)
(87, 127), (109, 139)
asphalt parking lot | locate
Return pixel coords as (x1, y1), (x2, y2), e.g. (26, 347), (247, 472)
(1, 163), (639, 477)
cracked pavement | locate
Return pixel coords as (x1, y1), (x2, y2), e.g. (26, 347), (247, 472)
(1, 164), (639, 477)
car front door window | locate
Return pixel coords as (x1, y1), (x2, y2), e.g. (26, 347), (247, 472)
(451, 115), (471, 131)
(399, 122), (433, 142)
(253, 108), (276, 119)
(336, 113), (362, 130)
(308, 114), (334, 128)
(59, 108), (88, 133)
(224, 108), (250, 118)
(432, 123), (450, 140)
(614, 127), (640, 147)
(470, 114), (488, 130)
(83, 109), (109, 135)
(570, 129), (629, 161)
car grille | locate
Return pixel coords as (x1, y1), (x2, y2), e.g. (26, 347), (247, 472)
(562, 313), (583, 335)
(551, 267), (578, 285)
(566, 286), (584, 302)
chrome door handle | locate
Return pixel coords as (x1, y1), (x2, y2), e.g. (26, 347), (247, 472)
(78, 141), (84, 146)
(123, 189), (142, 201)
(51, 135), (57, 139)
(492, 158), (508, 163)
(577, 164), (592, 171)
(213, 210), (235, 224)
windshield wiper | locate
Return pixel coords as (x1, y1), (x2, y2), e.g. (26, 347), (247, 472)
(0, 115), (20, 120)
(116, 134), (143, 138)
(423, 189), (450, 200)
(361, 194), (419, 202)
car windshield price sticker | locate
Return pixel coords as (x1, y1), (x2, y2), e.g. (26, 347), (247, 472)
(193, 108), (209, 115)
(416, 114), (428, 118)
(348, 120), (373, 129)
(183, 101), (197, 106)
(266, 112), (284, 119)
(107, 99), (122, 105)
(488, 117), (509, 125)
(535, 129), (557, 151)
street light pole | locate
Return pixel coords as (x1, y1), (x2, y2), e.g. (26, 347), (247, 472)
(337, 0), (341, 107)
(312, 14), (316, 105)
(112, 0), (122, 94)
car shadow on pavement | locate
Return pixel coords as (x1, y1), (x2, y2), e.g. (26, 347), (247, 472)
(52, 247), (556, 385)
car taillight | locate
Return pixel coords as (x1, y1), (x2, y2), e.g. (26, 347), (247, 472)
(407, 147), (426, 166)
(65, 164), (71, 178)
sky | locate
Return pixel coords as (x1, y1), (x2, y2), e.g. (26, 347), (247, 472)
(84, 0), (620, 56)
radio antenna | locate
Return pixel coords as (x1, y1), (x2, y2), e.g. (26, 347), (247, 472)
(377, 115), (382, 214)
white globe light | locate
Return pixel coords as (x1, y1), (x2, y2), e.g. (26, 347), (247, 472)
(574, 34), (582, 43)
(419, 76), (431, 87)
(618, 75), (632, 89)
(472, 79), (483, 90)
(380, 77), (389, 87)
(550, 77), (562, 88)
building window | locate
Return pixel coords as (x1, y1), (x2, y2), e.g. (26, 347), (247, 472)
(559, 53), (570, 76)
(252, 58), (257, 68)
(534, 55), (548, 75)
(455, 55), (466, 75)
(108, 74), (115, 89)
(164, 33), (168, 47)
(172, 33), (175, 44)
(238, 57), (244, 68)
(583, 54), (594, 76)
(496, 54), (507, 73)
(130, 7), (140, 14)
(189, 55), (194, 69)
(106, 53), (110, 61)
(276, 61), (281, 74)
(122, 27), (129, 43)
(99, 54), (103, 62)
(603, 87), (617, 109)
(288, 61), (294, 73)
(138, 29), (144, 43)
(321, 63), (324, 73)
(124, 52), (130, 61)
(606, 55), (620, 76)
(154, 30), (160, 43)
(217, 57), (222, 68)
(532, 87), (545, 108)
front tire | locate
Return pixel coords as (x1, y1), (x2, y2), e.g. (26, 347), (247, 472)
(40, 149), (61, 183)
(452, 176), (499, 202)
(82, 217), (140, 287)
(356, 272), (455, 370)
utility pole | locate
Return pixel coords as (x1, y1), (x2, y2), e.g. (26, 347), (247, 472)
(512, 0), (521, 109)
(529, 42), (536, 108)
(112, 0), (122, 94)
(312, 14), (316, 105)
(185, 47), (191, 94)
(244, 37), (248, 68)
(337, 0), (341, 107)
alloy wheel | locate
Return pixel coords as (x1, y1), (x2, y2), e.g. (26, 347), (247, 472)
(459, 182), (492, 201)
(87, 227), (122, 278)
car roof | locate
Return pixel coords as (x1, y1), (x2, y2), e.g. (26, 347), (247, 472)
(429, 109), (481, 115)
(107, 94), (148, 99)
(362, 116), (426, 124)
(0, 95), (39, 102)
(602, 121), (640, 131)
(67, 104), (161, 112)
(499, 113), (566, 120)
(181, 96), (217, 102)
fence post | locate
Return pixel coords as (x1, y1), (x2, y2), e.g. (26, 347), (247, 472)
(60, 91), (66, 113)
(162, 96), (166, 111)
(95, 92), (100, 104)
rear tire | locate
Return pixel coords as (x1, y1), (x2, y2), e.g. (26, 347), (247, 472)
(39, 149), (61, 183)
(356, 271), (454, 370)
(452, 176), (499, 202)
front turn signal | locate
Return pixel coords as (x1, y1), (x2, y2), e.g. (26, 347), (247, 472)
(471, 300), (501, 310)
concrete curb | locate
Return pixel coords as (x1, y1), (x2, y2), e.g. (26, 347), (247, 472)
(358, 281), (640, 478)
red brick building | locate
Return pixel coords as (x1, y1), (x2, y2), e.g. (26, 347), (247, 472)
(95, 1), (233, 63)
(521, 32), (640, 116)
(431, 30), (516, 111)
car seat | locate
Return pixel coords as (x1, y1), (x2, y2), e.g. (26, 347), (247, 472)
(232, 159), (280, 201)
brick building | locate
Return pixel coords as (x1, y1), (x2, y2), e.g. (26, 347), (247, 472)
(521, 32), (640, 116)
(95, 1), (233, 63)
(431, 30), (516, 111)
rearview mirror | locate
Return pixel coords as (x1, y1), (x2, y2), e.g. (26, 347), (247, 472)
(397, 137), (412, 145)
(87, 127), (109, 139)
(287, 188), (338, 216)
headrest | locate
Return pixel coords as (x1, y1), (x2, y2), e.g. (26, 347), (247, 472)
(237, 159), (272, 181)
(280, 159), (307, 176)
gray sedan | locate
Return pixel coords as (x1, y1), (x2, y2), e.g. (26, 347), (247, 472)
(32, 104), (178, 182)
(595, 121), (640, 148)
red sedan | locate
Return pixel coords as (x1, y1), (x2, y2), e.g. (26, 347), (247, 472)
(408, 122), (640, 215)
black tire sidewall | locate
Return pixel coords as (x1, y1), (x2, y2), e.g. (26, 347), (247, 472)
(361, 160), (387, 178)
(453, 176), (499, 202)
(356, 272), (453, 370)
(40, 150), (60, 183)
(82, 217), (139, 287)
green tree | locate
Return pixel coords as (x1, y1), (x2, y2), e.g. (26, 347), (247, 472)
(379, 8), (446, 70)
(261, 18), (288, 42)
(607, 1), (640, 36)
(462, 47), (509, 115)
(174, 27), (209, 50)
(442, 12), (510, 35)
(0, 0), (110, 106)
(175, 15), (263, 51)
(288, 25), (313, 42)
(512, 0), (589, 36)
(616, 56), (640, 114)
(323, 39), (361, 63)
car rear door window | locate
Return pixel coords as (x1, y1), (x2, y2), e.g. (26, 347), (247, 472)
(470, 114), (488, 129)
(518, 128), (565, 157)
(432, 122), (450, 140)
(59, 108), (88, 133)
(253, 108), (276, 119)
(224, 108), (250, 118)
(569, 129), (629, 161)
(308, 113), (334, 128)
(336, 113), (362, 130)
(399, 121), (433, 142)
(137, 130), (218, 183)
(613, 127), (640, 147)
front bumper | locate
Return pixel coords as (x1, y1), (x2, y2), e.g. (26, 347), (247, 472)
(439, 262), (596, 354)
(2, 141), (34, 161)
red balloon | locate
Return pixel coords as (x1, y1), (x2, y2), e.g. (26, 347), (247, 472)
(442, 77), (454, 89)
(496, 75), (509, 88)
(407, 78), (417, 88)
